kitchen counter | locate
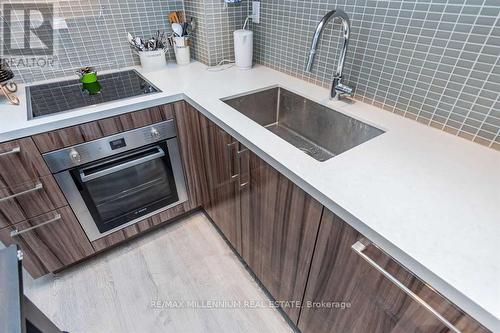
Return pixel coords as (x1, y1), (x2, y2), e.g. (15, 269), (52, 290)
(1, 62), (499, 331)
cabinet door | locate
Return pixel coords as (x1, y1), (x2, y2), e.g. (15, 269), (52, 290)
(173, 101), (210, 209)
(0, 206), (94, 278)
(199, 117), (242, 254)
(298, 209), (491, 333)
(241, 151), (323, 324)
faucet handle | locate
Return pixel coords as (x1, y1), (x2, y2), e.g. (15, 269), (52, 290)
(335, 83), (354, 98)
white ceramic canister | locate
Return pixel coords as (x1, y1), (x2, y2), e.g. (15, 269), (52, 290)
(137, 49), (167, 71)
(174, 46), (191, 65)
(234, 29), (253, 70)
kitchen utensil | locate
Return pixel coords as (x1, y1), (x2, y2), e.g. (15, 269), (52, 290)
(128, 31), (167, 52)
(158, 32), (167, 48)
(176, 11), (184, 23)
(135, 36), (143, 46)
(172, 23), (183, 37)
(181, 22), (189, 36)
(128, 39), (142, 51)
(167, 35), (174, 47)
(188, 17), (196, 33)
(168, 12), (180, 23)
(146, 39), (156, 51)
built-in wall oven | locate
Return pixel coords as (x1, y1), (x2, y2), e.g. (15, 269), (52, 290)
(43, 120), (188, 241)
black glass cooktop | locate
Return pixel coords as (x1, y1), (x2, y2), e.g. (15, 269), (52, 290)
(27, 70), (161, 119)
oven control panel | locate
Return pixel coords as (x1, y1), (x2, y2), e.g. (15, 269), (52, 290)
(43, 120), (177, 173)
(109, 138), (127, 150)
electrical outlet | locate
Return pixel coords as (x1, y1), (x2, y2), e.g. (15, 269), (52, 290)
(251, 1), (260, 24)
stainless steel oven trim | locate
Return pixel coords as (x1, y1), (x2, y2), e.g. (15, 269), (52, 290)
(54, 137), (188, 242)
(79, 146), (165, 182)
(43, 120), (177, 173)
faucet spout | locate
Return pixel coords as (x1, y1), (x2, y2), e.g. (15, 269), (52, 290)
(305, 9), (353, 100)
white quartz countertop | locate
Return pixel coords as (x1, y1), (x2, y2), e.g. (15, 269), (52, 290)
(1, 62), (499, 331)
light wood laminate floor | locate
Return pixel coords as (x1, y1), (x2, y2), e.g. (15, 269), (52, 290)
(24, 212), (294, 333)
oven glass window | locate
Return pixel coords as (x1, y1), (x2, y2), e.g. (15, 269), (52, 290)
(73, 145), (179, 233)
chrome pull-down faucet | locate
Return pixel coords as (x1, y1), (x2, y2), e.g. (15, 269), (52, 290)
(305, 9), (353, 101)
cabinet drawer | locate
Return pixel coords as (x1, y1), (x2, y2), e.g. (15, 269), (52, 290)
(299, 210), (490, 333)
(352, 241), (490, 333)
(0, 138), (50, 189)
(0, 206), (94, 278)
(0, 176), (67, 228)
(32, 104), (175, 153)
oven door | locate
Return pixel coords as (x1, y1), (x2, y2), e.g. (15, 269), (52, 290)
(55, 138), (188, 241)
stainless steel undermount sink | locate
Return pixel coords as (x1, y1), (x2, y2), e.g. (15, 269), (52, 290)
(222, 87), (384, 162)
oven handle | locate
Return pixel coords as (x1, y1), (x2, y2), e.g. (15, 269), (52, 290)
(79, 148), (165, 183)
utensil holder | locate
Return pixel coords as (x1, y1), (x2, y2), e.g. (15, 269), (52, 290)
(136, 49), (167, 71)
(174, 46), (190, 65)
(173, 36), (188, 47)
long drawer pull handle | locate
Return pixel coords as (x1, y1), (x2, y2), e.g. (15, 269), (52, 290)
(10, 213), (62, 237)
(237, 148), (248, 155)
(351, 240), (461, 333)
(0, 182), (43, 203)
(0, 146), (21, 157)
(237, 148), (249, 190)
(226, 142), (239, 180)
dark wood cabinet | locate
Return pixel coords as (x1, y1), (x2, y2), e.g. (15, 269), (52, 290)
(173, 101), (210, 209)
(200, 119), (242, 254)
(0, 138), (51, 189)
(182, 105), (324, 322)
(240, 150), (323, 323)
(0, 175), (67, 227)
(173, 102), (243, 254)
(298, 209), (491, 333)
(0, 136), (95, 278)
(0, 206), (94, 278)
(0, 100), (487, 330)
